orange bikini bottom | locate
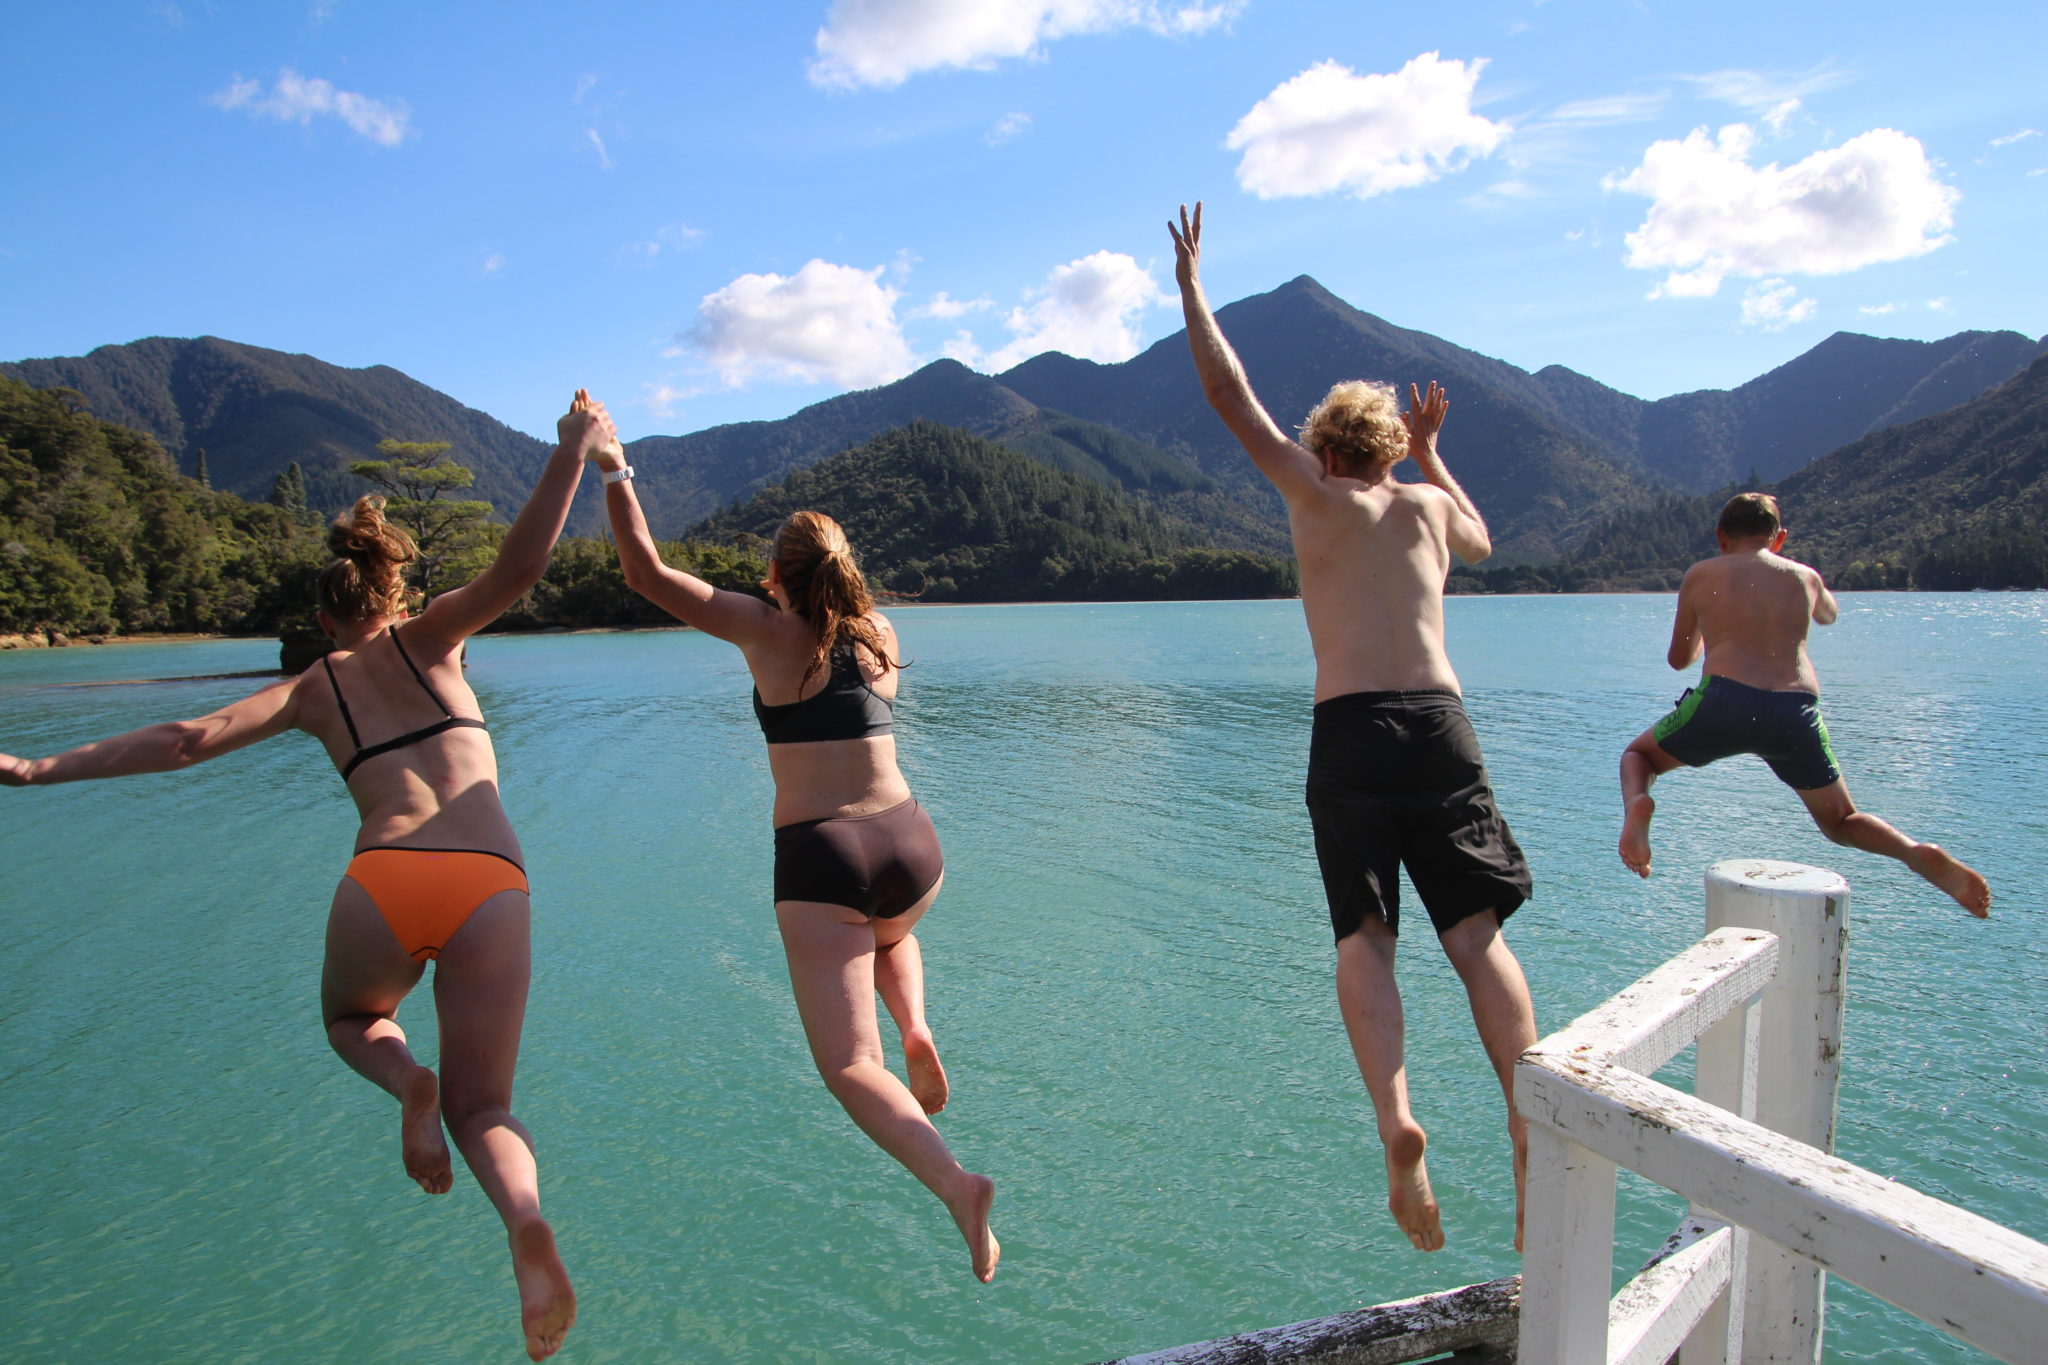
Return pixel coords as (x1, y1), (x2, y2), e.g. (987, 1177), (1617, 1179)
(343, 847), (529, 962)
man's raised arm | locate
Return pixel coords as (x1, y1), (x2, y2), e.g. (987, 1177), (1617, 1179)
(1169, 202), (1323, 495)
(1403, 382), (1492, 564)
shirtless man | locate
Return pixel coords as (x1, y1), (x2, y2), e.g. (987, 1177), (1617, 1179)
(1170, 203), (1538, 1254)
(1619, 492), (1990, 916)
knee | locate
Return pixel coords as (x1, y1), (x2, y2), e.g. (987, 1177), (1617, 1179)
(1438, 915), (1500, 973)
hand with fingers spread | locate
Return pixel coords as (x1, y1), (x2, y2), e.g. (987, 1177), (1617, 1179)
(1403, 381), (1450, 467)
(1168, 200), (1204, 291)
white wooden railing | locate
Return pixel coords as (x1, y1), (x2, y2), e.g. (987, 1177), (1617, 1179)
(1516, 859), (2048, 1364)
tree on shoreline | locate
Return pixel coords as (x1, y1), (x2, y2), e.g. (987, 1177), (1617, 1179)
(348, 439), (493, 597)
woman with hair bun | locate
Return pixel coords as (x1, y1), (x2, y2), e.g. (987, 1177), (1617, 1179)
(592, 427), (998, 1283)
(0, 391), (618, 1361)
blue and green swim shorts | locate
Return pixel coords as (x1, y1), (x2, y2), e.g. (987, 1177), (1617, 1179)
(1651, 675), (1840, 792)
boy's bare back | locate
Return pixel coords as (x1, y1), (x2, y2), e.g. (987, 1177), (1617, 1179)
(1674, 547), (1839, 694)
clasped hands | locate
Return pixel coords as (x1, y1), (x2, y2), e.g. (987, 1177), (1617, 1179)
(562, 389), (627, 471)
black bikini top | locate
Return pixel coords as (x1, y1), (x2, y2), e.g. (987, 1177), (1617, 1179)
(321, 626), (489, 779)
(752, 647), (895, 745)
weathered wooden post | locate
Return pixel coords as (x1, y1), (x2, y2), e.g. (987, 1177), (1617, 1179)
(1687, 860), (1850, 1365)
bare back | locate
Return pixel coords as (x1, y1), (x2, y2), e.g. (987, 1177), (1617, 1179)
(296, 628), (520, 859)
(1290, 475), (1463, 700)
(1676, 549), (1832, 693)
(745, 609), (912, 826)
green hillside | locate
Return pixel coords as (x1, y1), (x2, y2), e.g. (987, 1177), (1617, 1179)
(690, 421), (1297, 602)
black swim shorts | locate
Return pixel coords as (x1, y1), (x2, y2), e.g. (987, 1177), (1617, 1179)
(1304, 689), (1531, 941)
(1651, 675), (1840, 792)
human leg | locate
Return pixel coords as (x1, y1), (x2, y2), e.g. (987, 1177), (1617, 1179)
(1334, 919), (1442, 1252)
(1796, 781), (1990, 916)
(873, 874), (947, 1114)
(432, 890), (574, 1361)
(1619, 730), (1684, 878)
(777, 897), (997, 1281)
(321, 876), (446, 1193)
(1438, 910), (1540, 1251)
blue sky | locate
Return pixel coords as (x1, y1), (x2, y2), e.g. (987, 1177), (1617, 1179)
(3, 2), (2042, 445)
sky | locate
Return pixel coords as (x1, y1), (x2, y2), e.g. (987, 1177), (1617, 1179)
(2, 1), (2042, 445)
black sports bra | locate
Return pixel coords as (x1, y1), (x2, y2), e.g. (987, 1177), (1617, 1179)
(321, 626), (489, 779)
(753, 648), (895, 745)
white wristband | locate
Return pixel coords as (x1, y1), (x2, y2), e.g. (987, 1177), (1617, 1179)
(600, 465), (635, 485)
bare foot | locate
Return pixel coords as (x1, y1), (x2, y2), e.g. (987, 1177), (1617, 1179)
(400, 1066), (452, 1195)
(1382, 1121), (1443, 1252)
(511, 1219), (576, 1361)
(946, 1173), (1000, 1283)
(1905, 843), (1991, 917)
(903, 1029), (950, 1115)
(1619, 794), (1655, 878)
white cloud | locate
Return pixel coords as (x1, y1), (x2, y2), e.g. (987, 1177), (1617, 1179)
(913, 291), (993, 319)
(1927, 297), (1952, 313)
(983, 250), (1165, 371)
(1762, 98), (1800, 134)
(1990, 128), (2039, 147)
(482, 253), (508, 275)
(1858, 302), (1899, 315)
(1607, 123), (1958, 298)
(1681, 63), (1851, 116)
(586, 128), (614, 171)
(211, 68), (412, 147)
(574, 73), (601, 104)
(643, 381), (690, 418)
(1740, 279), (1815, 331)
(688, 260), (916, 389)
(1226, 53), (1510, 200)
(1541, 91), (1667, 127)
(985, 111), (1032, 145)
(809, 0), (1240, 90)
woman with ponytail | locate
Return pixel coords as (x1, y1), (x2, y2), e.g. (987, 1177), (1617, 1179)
(0, 392), (618, 1361)
(593, 426), (998, 1283)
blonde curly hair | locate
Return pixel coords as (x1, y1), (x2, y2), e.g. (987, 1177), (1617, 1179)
(1299, 381), (1407, 475)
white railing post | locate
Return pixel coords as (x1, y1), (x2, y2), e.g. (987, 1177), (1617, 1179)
(1697, 860), (1850, 1365)
(1517, 1122), (1618, 1363)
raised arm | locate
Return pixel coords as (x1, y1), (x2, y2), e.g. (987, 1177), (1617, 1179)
(1404, 382), (1491, 564)
(1667, 569), (1704, 670)
(0, 674), (302, 787)
(410, 391), (616, 648)
(1807, 566), (1839, 626)
(587, 429), (780, 646)
(1169, 202), (1324, 497)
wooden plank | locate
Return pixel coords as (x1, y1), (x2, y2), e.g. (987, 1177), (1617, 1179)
(1520, 1056), (2048, 1364)
(1100, 1277), (1520, 1365)
(1526, 927), (1778, 1076)
(1609, 1218), (1733, 1365)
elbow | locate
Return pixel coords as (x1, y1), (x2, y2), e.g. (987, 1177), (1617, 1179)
(1462, 541), (1493, 567)
(167, 722), (210, 769)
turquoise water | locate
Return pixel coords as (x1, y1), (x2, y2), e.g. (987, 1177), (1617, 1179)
(0, 595), (2042, 1364)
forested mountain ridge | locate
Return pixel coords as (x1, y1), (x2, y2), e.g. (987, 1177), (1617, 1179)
(690, 421), (1297, 602)
(0, 336), (559, 531)
(1555, 354), (2048, 590)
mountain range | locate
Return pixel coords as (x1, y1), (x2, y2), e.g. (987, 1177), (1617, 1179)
(5, 278), (2041, 562)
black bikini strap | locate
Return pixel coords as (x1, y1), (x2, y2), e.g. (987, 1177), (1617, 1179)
(320, 656), (363, 748)
(390, 626), (457, 718)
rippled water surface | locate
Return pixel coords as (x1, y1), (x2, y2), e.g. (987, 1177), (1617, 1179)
(1, 595), (2042, 1363)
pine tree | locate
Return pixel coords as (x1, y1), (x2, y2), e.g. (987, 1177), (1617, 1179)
(269, 460), (307, 516)
(194, 448), (210, 489)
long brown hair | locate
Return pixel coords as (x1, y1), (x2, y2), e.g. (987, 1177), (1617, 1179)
(772, 510), (902, 688)
(319, 495), (418, 623)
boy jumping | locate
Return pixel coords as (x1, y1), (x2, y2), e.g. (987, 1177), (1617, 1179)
(1618, 492), (1991, 916)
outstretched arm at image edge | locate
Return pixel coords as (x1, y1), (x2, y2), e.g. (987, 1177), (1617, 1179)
(1169, 203), (1323, 495)
(599, 466), (778, 645)
(0, 675), (302, 787)
(414, 393), (616, 646)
